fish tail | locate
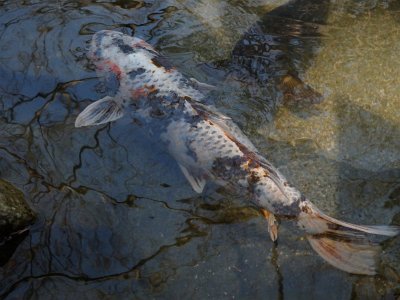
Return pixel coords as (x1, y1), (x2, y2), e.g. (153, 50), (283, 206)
(297, 201), (400, 275)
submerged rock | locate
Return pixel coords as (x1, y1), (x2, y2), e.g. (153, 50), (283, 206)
(0, 179), (35, 242)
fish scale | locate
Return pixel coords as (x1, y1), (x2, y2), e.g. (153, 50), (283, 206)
(75, 30), (400, 276)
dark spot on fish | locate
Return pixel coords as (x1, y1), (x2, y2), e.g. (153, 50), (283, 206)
(248, 171), (260, 185)
(212, 155), (248, 182)
(271, 199), (301, 217)
(119, 44), (134, 53)
(127, 68), (146, 79)
(189, 114), (202, 124)
(185, 143), (199, 162)
(113, 37), (134, 54)
(151, 56), (175, 70)
(150, 108), (165, 118)
(301, 204), (311, 214)
(95, 33), (103, 45)
(131, 118), (142, 125)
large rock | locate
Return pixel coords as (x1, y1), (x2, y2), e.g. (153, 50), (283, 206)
(0, 179), (35, 241)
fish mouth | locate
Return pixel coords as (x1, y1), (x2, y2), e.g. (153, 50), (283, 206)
(86, 30), (159, 79)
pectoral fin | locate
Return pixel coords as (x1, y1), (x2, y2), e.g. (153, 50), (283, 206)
(75, 96), (124, 127)
(261, 208), (279, 242)
(178, 164), (206, 193)
(280, 73), (323, 105)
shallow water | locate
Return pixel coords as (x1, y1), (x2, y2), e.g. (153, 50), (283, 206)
(0, 0), (399, 299)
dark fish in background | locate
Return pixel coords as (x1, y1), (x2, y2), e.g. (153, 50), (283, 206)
(206, 0), (329, 110)
(75, 30), (400, 275)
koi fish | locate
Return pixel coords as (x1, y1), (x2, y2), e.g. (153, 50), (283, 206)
(203, 0), (327, 109)
(75, 30), (399, 275)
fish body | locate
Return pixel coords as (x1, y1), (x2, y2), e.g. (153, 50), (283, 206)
(79, 30), (302, 214)
(76, 30), (399, 275)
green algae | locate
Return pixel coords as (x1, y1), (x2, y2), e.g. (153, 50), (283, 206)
(0, 179), (35, 239)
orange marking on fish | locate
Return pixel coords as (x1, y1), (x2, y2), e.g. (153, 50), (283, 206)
(131, 85), (159, 99)
(131, 87), (147, 99)
(165, 67), (176, 73)
(144, 84), (158, 93)
(138, 40), (150, 47)
(133, 40), (154, 51)
(220, 128), (262, 169)
(320, 238), (342, 260)
(104, 60), (122, 80)
(241, 160), (251, 171)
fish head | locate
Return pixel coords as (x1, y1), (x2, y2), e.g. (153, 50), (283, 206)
(88, 30), (158, 79)
(76, 30), (184, 128)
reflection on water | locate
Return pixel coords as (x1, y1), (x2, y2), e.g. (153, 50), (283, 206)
(0, 0), (399, 299)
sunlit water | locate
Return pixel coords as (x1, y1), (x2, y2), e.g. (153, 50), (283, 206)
(0, 0), (399, 299)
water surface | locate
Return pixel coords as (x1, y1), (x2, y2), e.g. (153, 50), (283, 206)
(0, 0), (399, 299)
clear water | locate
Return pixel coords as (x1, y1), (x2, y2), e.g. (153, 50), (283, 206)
(0, 0), (399, 299)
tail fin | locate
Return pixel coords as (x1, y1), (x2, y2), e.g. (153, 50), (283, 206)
(298, 201), (400, 275)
